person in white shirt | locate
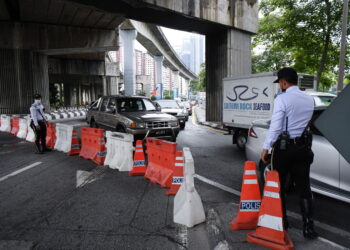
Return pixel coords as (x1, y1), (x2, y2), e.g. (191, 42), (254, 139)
(261, 68), (318, 239)
(29, 94), (51, 154)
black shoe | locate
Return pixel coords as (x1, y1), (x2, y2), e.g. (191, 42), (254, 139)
(35, 143), (44, 154)
(43, 148), (52, 152)
(303, 219), (318, 239)
(300, 198), (318, 239)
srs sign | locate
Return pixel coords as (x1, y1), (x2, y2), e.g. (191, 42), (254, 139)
(223, 73), (280, 127)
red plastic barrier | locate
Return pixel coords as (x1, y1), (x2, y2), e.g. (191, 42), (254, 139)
(79, 127), (106, 165)
(144, 138), (177, 188)
(10, 117), (19, 136)
(46, 122), (56, 149)
(166, 151), (184, 195)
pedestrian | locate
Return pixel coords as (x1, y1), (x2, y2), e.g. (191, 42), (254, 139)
(30, 94), (51, 154)
(260, 67), (318, 239)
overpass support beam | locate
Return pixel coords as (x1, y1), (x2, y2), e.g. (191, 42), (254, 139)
(154, 55), (164, 99)
(173, 70), (180, 98)
(206, 29), (252, 121)
(120, 29), (137, 96)
(0, 49), (49, 114)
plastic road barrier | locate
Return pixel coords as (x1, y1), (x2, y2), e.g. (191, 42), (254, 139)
(173, 147), (205, 227)
(144, 138), (177, 188)
(166, 151), (184, 195)
(46, 122), (56, 149)
(52, 113), (61, 119)
(0, 115), (11, 132)
(79, 127), (106, 165)
(129, 140), (147, 176)
(16, 118), (28, 139)
(231, 161), (261, 230)
(26, 118), (35, 142)
(247, 170), (294, 250)
(10, 117), (20, 136)
(104, 131), (134, 171)
(54, 123), (81, 155)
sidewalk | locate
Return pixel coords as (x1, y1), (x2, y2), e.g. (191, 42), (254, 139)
(193, 105), (228, 131)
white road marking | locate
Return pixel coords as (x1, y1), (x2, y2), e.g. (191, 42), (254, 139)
(76, 170), (97, 188)
(0, 162), (42, 183)
(194, 174), (241, 196)
(194, 174), (350, 248)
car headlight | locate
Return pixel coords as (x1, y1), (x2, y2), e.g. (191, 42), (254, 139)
(130, 122), (145, 129)
(169, 121), (178, 127)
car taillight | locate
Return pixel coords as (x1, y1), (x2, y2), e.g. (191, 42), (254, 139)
(249, 127), (258, 138)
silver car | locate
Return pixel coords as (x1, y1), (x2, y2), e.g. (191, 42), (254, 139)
(86, 96), (180, 141)
(155, 100), (187, 129)
(245, 107), (350, 204)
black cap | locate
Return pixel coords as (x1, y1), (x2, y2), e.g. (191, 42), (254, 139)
(33, 93), (42, 99)
(273, 67), (298, 84)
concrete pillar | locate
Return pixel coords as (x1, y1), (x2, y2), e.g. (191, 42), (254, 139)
(206, 28), (251, 121)
(120, 29), (137, 96)
(102, 76), (108, 96)
(173, 70), (180, 98)
(0, 50), (49, 114)
(110, 76), (119, 95)
(154, 55), (164, 99)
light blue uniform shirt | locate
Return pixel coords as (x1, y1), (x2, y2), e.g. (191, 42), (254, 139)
(30, 102), (47, 126)
(263, 86), (314, 150)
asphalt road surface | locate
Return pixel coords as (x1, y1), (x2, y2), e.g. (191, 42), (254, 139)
(0, 116), (349, 249)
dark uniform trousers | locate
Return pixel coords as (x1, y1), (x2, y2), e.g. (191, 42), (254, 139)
(272, 141), (314, 217)
(30, 120), (47, 151)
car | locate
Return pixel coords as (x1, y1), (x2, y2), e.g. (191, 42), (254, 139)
(155, 99), (187, 129)
(305, 90), (336, 106)
(182, 101), (192, 116)
(86, 96), (180, 141)
(178, 102), (189, 121)
(245, 106), (350, 203)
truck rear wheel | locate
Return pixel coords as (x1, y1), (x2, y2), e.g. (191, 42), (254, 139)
(236, 130), (247, 151)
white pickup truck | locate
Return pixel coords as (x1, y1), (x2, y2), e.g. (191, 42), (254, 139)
(222, 72), (317, 150)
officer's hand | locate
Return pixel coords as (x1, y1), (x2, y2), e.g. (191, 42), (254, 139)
(261, 149), (269, 164)
(35, 125), (40, 130)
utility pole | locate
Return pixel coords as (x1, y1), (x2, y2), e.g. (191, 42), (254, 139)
(337, 0), (349, 95)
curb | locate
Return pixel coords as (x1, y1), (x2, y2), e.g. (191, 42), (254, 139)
(193, 107), (228, 131)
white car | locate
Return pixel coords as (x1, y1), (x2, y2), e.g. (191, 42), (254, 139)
(305, 90), (336, 106)
(155, 100), (187, 129)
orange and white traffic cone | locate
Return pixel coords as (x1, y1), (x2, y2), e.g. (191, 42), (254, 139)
(166, 151), (184, 195)
(230, 161), (261, 230)
(247, 170), (294, 250)
(129, 140), (147, 176)
(67, 128), (80, 156)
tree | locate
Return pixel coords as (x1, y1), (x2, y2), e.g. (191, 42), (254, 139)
(253, 0), (347, 90)
(190, 63), (206, 92)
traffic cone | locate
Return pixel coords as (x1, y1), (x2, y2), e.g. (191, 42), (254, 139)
(247, 170), (294, 250)
(230, 161), (261, 230)
(67, 128), (80, 156)
(166, 151), (184, 195)
(129, 140), (147, 176)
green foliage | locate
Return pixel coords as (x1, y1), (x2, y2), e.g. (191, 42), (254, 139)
(163, 90), (174, 99)
(253, 0), (348, 90)
(190, 63), (206, 92)
(137, 90), (146, 96)
(150, 95), (156, 101)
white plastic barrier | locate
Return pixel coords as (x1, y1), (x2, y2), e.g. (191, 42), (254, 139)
(45, 113), (53, 121)
(26, 117), (35, 142)
(174, 147), (206, 227)
(104, 131), (134, 171)
(73, 111), (80, 117)
(52, 113), (61, 119)
(54, 123), (73, 153)
(61, 112), (68, 119)
(68, 111), (75, 118)
(16, 118), (28, 139)
(0, 115), (11, 132)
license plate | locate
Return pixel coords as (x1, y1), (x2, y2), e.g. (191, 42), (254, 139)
(155, 130), (166, 135)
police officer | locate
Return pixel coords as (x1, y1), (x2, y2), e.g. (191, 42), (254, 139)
(261, 67), (318, 239)
(30, 94), (51, 154)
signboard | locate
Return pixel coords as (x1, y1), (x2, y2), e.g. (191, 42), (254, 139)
(156, 83), (163, 100)
(315, 85), (350, 163)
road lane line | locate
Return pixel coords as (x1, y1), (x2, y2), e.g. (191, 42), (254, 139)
(0, 162), (42, 183)
(194, 174), (241, 196)
(194, 174), (350, 247)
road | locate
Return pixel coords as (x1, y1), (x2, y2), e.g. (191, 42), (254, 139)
(0, 115), (349, 249)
